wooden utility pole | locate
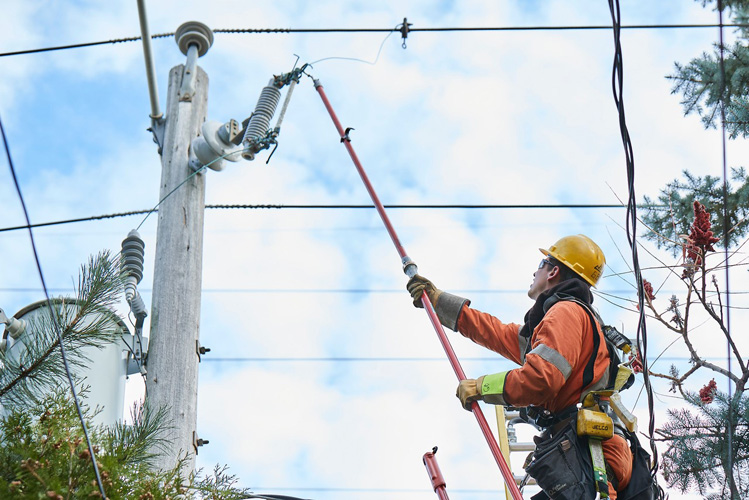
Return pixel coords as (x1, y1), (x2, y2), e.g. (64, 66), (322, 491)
(146, 26), (211, 472)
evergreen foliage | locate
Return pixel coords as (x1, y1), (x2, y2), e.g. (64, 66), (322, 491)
(641, 168), (749, 253)
(0, 251), (126, 410)
(660, 391), (749, 499)
(668, 1), (749, 139)
(0, 386), (251, 498)
(0, 252), (253, 498)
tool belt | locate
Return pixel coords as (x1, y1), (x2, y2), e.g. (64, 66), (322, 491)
(523, 406), (616, 500)
(524, 418), (597, 499)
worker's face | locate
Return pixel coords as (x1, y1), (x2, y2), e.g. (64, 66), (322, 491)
(528, 258), (556, 300)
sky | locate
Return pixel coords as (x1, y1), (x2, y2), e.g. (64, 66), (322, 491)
(1, 1), (748, 499)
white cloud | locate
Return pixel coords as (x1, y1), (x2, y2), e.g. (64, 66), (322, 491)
(0, 1), (744, 498)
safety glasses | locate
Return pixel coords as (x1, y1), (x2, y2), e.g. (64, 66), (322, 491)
(538, 259), (554, 269)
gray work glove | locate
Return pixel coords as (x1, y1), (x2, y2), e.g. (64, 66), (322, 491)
(406, 274), (443, 308)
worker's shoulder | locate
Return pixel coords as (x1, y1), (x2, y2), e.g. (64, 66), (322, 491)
(545, 299), (591, 320)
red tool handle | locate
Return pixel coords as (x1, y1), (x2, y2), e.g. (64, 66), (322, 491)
(314, 80), (523, 500)
(423, 448), (450, 500)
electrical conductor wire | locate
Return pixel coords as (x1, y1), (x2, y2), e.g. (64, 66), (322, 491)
(135, 150), (241, 231)
(608, 1), (663, 496)
(0, 114), (108, 498)
(717, 0), (735, 486)
(0, 204), (627, 234)
(4, 23), (749, 58)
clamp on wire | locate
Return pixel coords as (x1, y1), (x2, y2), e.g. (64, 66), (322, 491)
(398, 17), (412, 49)
(190, 59), (309, 171)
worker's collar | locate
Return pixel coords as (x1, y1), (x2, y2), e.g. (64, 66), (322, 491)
(520, 279), (592, 340)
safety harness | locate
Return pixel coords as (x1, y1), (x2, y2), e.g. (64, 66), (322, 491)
(521, 288), (638, 499)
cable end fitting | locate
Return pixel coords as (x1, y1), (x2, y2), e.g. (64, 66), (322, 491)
(402, 256), (418, 278)
(313, 79), (322, 89)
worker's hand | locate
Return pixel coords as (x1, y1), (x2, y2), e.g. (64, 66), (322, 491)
(406, 274), (443, 308)
(456, 376), (485, 411)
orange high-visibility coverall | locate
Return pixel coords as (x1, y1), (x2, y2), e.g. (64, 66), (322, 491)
(456, 301), (632, 498)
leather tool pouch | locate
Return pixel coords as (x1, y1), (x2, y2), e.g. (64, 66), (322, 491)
(525, 422), (597, 500)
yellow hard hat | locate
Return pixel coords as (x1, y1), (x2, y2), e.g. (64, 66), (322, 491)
(540, 235), (606, 287)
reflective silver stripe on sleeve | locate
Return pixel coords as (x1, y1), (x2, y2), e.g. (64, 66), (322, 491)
(527, 344), (573, 380)
(518, 325), (529, 364)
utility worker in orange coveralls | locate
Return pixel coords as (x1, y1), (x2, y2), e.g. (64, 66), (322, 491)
(408, 235), (633, 499)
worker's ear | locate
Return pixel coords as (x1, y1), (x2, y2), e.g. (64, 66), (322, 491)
(547, 265), (560, 281)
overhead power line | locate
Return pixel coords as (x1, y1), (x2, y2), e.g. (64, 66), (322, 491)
(2, 23), (746, 57)
(201, 355), (713, 363)
(0, 203), (626, 233)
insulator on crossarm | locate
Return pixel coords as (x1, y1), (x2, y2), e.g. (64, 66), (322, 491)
(241, 79), (281, 161)
(121, 229), (145, 303)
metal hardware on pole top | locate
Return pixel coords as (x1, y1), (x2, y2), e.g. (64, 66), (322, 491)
(175, 21), (214, 102)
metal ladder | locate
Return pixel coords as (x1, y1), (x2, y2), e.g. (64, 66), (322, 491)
(495, 407), (538, 499)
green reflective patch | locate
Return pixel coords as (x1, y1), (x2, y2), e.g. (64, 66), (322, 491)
(480, 371), (508, 396)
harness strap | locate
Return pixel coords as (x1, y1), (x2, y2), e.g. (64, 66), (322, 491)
(540, 294), (605, 392)
(580, 305), (601, 389)
(588, 437), (610, 498)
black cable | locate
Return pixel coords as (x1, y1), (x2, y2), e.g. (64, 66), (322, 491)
(717, 0), (736, 491)
(200, 355), (712, 363)
(0, 115), (108, 497)
(217, 23), (747, 33)
(209, 203), (625, 209)
(2, 24), (747, 58)
(0, 33), (172, 57)
(0, 203), (627, 234)
(607, 1), (663, 496)
(0, 209), (152, 233)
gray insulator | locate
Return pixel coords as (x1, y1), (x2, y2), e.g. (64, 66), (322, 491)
(241, 81), (281, 160)
(130, 291), (148, 319)
(121, 229), (145, 302)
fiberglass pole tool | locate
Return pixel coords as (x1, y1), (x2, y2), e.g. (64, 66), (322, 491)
(313, 79), (523, 500)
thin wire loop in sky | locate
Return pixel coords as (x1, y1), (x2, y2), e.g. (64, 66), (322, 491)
(308, 29), (396, 66)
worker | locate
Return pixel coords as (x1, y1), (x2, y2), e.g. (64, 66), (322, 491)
(407, 234), (633, 499)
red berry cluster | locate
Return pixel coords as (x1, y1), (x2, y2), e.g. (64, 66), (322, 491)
(685, 201), (720, 267)
(629, 351), (644, 374)
(699, 378), (718, 404)
(643, 279), (655, 301)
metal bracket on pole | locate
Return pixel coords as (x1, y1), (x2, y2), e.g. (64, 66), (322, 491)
(148, 117), (166, 155)
(174, 22), (214, 102)
(193, 431), (209, 454)
(179, 44), (199, 101)
(196, 340), (211, 362)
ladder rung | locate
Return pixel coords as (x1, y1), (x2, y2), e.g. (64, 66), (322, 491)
(513, 474), (537, 486)
(509, 442), (535, 452)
